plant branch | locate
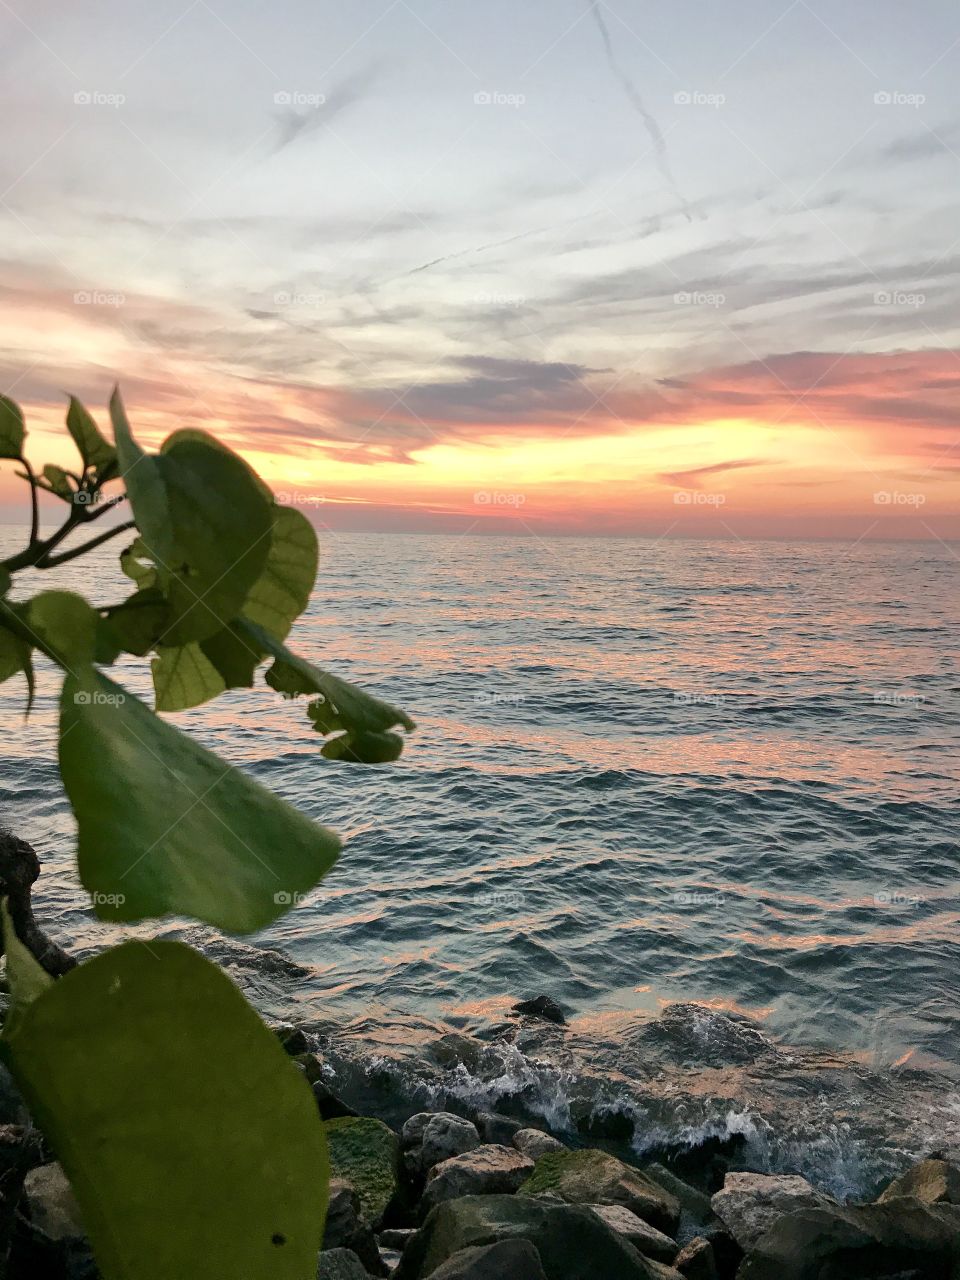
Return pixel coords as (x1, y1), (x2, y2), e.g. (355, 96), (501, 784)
(16, 455), (40, 547)
(38, 520), (136, 569)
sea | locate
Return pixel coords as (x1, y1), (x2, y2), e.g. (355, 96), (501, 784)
(1, 529), (959, 1199)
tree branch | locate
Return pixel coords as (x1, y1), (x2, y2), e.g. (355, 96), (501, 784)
(37, 520), (136, 569)
(16, 456), (40, 547)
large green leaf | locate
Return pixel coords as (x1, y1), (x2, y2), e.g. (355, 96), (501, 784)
(242, 506), (318, 641)
(40, 463), (75, 502)
(99, 589), (171, 658)
(110, 390), (272, 645)
(152, 642), (225, 711)
(23, 591), (98, 667)
(0, 395), (24, 459)
(59, 667), (340, 931)
(66, 396), (117, 472)
(0, 899), (53, 1021)
(2, 940), (328, 1280)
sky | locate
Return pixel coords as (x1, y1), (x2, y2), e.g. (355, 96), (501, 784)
(1, 0), (959, 540)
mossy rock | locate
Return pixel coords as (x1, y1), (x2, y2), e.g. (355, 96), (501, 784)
(519, 1149), (679, 1234)
(324, 1116), (399, 1226)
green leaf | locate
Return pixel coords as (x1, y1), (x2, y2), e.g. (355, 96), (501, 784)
(0, 568), (10, 597)
(152, 642), (225, 711)
(0, 899), (53, 1017)
(0, 395), (24, 459)
(110, 390), (272, 644)
(244, 620), (414, 759)
(66, 396), (117, 472)
(2, 940), (328, 1280)
(120, 537), (159, 589)
(200, 622), (263, 690)
(23, 591), (98, 668)
(242, 506), (318, 641)
(40, 464), (75, 502)
(99, 589), (171, 658)
(60, 668), (341, 932)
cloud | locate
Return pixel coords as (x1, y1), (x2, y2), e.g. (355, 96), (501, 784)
(659, 458), (771, 488)
(272, 66), (381, 154)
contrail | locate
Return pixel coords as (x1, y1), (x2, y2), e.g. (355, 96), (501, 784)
(272, 67), (379, 154)
(587, 0), (691, 220)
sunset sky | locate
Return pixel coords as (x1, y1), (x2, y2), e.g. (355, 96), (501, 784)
(2, 0), (959, 539)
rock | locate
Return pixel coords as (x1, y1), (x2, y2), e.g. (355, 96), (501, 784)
(876, 1156), (960, 1205)
(585, 1204), (677, 1262)
(401, 1111), (463, 1150)
(294, 1054), (358, 1121)
(673, 1236), (717, 1280)
(475, 1111), (524, 1145)
(317, 1246), (370, 1280)
(423, 1145), (535, 1210)
(379, 1227), (417, 1249)
(644, 1164), (714, 1228)
(380, 1245), (402, 1273)
(428, 1239), (548, 1280)
(322, 1179), (383, 1274)
(396, 1193), (677, 1280)
(513, 1129), (566, 1161)
(324, 1116), (400, 1228)
(519, 1149), (680, 1235)
(23, 1163), (85, 1242)
(420, 1115), (481, 1172)
(738, 1198), (960, 1280)
(710, 1172), (832, 1250)
(274, 1022), (312, 1055)
(0, 1063), (28, 1126)
(511, 995), (566, 1026)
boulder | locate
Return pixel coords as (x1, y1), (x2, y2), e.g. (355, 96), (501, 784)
(876, 1156), (960, 1206)
(294, 1054), (357, 1121)
(513, 1129), (565, 1161)
(23, 1162), (85, 1242)
(396, 1194), (679, 1280)
(511, 995), (566, 1025)
(738, 1198), (960, 1280)
(585, 1203), (677, 1262)
(274, 1022), (312, 1056)
(673, 1236), (717, 1280)
(401, 1111), (460, 1150)
(475, 1111), (524, 1145)
(379, 1227), (417, 1249)
(322, 1179), (383, 1275)
(420, 1115), (481, 1172)
(644, 1164), (713, 1228)
(324, 1116), (400, 1228)
(423, 1145), (535, 1210)
(710, 1172), (832, 1250)
(317, 1247), (370, 1280)
(519, 1149), (680, 1235)
(428, 1239), (548, 1280)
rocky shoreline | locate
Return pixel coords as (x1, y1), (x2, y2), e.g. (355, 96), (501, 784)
(1, 1012), (959, 1279)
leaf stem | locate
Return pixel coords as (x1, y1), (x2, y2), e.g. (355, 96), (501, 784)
(39, 521), (136, 569)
